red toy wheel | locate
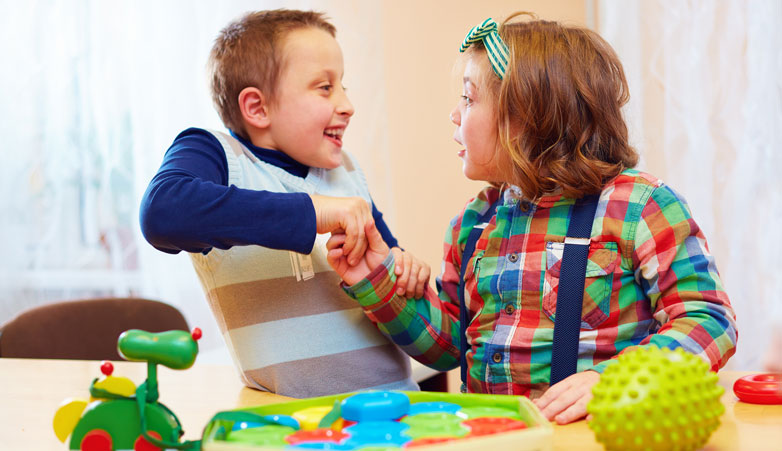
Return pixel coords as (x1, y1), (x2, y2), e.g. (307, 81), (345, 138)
(134, 430), (163, 451)
(733, 373), (782, 405)
(80, 429), (112, 451)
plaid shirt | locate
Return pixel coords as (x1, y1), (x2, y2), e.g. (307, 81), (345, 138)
(345, 169), (737, 395)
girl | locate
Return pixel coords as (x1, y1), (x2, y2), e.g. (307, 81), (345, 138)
(326, 13), (737, 424)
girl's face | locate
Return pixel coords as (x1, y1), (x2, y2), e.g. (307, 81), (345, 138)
(450, 56), (503, 183)
(264, 27), (354, 169)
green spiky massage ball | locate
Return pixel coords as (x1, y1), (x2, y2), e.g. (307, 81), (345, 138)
(587, 346), (724, 451)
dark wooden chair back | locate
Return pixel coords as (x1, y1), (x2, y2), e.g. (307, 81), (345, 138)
(0, 298), (188, 360)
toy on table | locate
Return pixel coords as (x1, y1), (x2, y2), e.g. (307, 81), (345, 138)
(202, 390), (552, 450)
(52, 327), (203, 451)
(733, 373), (782, 404)
(587, 346), (724, 451)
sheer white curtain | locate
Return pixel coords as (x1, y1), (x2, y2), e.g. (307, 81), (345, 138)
(597, 0), (782, 370)
(0, 0), (391, 363)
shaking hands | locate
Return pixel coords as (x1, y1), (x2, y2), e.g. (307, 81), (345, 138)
(311, 194), (373, 267)
(325, 220), (430, 298)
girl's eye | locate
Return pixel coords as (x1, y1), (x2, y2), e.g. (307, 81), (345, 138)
(461, 95), (473, 106)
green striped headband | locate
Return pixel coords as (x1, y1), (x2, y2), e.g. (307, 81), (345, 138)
(459, 18), (510, 80)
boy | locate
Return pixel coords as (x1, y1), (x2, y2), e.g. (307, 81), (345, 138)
(139, 9), (427, 397)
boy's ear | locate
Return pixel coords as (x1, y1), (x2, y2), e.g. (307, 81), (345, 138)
(238, 87), (271, 129)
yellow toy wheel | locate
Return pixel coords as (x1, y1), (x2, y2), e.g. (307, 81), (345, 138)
(52, 398), (88, 443)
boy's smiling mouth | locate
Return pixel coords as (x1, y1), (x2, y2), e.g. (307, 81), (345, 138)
(324, 126), (345, 147)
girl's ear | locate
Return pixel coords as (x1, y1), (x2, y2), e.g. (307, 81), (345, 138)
(238, 87), (271, 129)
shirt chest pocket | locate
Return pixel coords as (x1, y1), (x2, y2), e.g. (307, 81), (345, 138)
(542, 241), (618, 329)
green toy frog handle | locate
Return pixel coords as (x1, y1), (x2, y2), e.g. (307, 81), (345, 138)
(118, 328), (200, 370)
(122, 327), (203, 450)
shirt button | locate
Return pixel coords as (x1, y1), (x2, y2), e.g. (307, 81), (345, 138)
(492, 352), (503, 363)
(507, 253), (519, 263)
(504, 304), (515, 315)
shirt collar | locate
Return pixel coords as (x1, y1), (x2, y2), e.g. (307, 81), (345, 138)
(502, 184), (567, 209)
(229, 130), (310, 179)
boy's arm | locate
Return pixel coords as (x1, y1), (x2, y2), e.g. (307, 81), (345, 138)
(139, 128), (316, 254)
(371, 202), (399, 249)
(595, 184), (738, 372)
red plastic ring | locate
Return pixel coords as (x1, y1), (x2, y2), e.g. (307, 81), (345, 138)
(732, 373), (782, 405)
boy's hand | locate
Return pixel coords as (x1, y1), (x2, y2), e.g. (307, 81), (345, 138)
(391, 248), (431, 298)
(311, 194), (372, 266)
(533, 370), (600, 424)
(326, 221), (390, 286)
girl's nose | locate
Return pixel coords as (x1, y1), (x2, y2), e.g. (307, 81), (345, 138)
(450, 107), (460, 125)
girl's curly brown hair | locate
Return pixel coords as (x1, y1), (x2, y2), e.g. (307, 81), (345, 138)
(467, 12), (638, 200)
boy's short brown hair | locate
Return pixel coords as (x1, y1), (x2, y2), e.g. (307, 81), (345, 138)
(207, 9), (336, 138)
(468, 13), (638, 200)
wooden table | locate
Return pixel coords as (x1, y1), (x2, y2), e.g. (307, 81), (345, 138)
(1, 358), (288, 449)
(1, 358), (779, 449)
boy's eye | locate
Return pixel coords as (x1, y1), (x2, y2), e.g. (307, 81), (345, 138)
(319, 84), (333, 93)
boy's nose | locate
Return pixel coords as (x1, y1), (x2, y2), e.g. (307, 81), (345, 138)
(336, 90), (354, 117)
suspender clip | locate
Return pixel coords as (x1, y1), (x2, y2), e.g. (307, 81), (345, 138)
(564, 237), (590, 246)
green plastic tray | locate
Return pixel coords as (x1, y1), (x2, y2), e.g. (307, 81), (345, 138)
(202, 391), (553, 450)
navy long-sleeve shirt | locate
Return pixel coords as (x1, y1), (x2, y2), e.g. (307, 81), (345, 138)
(139, 128), (398, 255)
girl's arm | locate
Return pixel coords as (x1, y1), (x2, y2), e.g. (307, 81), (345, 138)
(537, 184), (739, 425)
(625, 184), (738, 370)
(328, 220), (466, 371)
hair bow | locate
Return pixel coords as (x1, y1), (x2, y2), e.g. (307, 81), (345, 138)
(460, 18), (509, 80)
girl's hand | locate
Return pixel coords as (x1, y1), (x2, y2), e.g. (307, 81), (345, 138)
(326, 221), (390, 286)
(391, 248), (431, 298)
(533, 370), (600, 424)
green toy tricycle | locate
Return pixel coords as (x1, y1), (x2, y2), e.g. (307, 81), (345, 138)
(53, 328), (203, 450)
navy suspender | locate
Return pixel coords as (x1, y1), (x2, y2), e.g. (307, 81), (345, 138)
(458, 194), (600, 391)
(549, 194), (600, 385)
(458, 198), (500, 391)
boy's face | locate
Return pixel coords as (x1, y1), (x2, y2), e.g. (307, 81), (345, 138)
(450, 56), (503, 183)
(265, 27), (354, 169)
